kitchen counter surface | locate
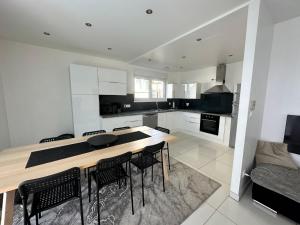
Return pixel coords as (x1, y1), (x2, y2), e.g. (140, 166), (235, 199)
(100, 109), (232, 118)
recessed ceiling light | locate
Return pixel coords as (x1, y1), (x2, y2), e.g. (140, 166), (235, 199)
(181, 56), (186, 59)
(146, 9), (153, 14)
(228, 54), (233, 57)
(179, 66), (184, 69)
(107, 48), (112, 50)
(43, 32), (50, 36)
(196, 38), (202, 42)
(148, 58), (152, 62)
(85, 22), (92, 27)
(164, 66), (170, 70)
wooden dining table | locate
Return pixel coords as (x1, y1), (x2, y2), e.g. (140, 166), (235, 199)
(0, 126), (176, 225)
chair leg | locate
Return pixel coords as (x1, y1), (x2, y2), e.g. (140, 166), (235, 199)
(161, 150), (165, 192)
(129, 163), (134, 215)
(167, 143), (171, 170)
(88, 169), (91, 202)
(151, 165), (154, 181)
(35, 214), (38, 225)
(141, 168), (145, 207)
(79, 191), (84, 225)
(96, 185), (101, 225)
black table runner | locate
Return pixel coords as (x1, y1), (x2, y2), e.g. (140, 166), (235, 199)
(26, 131), (150, 168)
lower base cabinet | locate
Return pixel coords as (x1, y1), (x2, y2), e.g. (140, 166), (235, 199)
(100, 115), (142, 132)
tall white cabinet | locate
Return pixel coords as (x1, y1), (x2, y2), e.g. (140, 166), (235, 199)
(70, 64), (127, 137)
(70, 64), (101, 137)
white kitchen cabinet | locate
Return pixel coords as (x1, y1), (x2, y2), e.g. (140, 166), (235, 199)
(98, 68), (127, 83)
(182, 112), (200, 133)
(98, 67), (127, 95)
(99, 82), (127, 95)
(101, 115), (142, 132)
(71, 95), (100, 137)
(70, 64), (98, 94)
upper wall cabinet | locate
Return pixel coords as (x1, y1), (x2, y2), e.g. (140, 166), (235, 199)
(98, 68), (127, 95)
(70, 64), (99, 95)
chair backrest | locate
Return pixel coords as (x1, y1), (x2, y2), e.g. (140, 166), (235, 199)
(155, 126), (170, 134)
(96, 152), (132, 172)
(82, 130), (106, 136)
(39, 133), (74, 143)
(39, 137), (57, 143)
(18, 167), (81, 216)
(143, 141), (165, 156)
(113, 126), (130, 132)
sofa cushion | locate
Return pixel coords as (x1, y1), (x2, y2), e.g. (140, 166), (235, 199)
(256, 140), (298, 170)
(251, 163), (300, 203)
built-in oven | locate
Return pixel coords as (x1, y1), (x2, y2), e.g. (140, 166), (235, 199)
(200, 114), (220, 135)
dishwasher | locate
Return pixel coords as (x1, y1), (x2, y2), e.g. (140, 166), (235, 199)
(143, 113), (158, 128)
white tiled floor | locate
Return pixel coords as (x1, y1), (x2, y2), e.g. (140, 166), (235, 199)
(170, 132), (297, 225)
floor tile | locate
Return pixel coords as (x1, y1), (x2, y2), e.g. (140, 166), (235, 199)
(204, 211), (236, 225)
(174, 149), (212, 169)
(199, 161), (232, 184)
(216, 152), (234, 166)
(218, 195), (296, 225)
(205, 184), (230, 209)
(181, 203), (216, 225)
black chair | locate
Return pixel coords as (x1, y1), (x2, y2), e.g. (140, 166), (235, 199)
(155, 126), (171, 170)
(89, 152), (134, 225)
(82, 130), (106, 136)
(131, 141), (165, 206)
(112, 126), (130, 132)
(39, 133), (74, 143)
(18, 167), (84, 225)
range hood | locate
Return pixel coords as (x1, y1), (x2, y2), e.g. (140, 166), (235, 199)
(204, 64), (231, 94)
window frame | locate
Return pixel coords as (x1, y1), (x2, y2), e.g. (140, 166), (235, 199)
(134, 76), (167, 102)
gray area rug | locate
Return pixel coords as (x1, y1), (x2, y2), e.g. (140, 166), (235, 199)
(12, 158), (220, 225)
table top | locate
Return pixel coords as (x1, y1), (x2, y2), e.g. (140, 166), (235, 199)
(0, 126), (176, 193)
(87, 134), (118, 147)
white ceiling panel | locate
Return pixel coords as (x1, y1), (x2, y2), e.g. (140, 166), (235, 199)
(131, 7), (248, 72)
(0, 0), (249, 61)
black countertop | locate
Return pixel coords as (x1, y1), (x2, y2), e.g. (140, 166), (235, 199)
(100, 109), (232, 118)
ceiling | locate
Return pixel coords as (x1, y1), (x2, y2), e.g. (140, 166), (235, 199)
(131, 7), (248, 72)
(265, 0), (300, 24)
(0, 0), (249, 62)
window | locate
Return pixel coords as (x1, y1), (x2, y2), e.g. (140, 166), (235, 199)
(135, 78), (150, 99)
(134, 77), (166, 101)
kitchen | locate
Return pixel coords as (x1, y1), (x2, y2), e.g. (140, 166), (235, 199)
(71, 62), (242, 148)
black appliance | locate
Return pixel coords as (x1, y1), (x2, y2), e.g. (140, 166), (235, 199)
(201, 93), (233, 114)
(200, 114), (220, 135)
(284, 115), (300, 154)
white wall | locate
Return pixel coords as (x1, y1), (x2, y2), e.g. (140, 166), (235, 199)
(179, 66), (217, 83)
(168, 62), (243, 90)
(0, 39), (136, 147)
(0, 73), (10, 150)
(230, 0), (274, 200)
(261, 16), (300, 142)
(225, 61), (243, 92)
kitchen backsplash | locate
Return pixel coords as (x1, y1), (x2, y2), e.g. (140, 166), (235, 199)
(99, 93), (233, 115)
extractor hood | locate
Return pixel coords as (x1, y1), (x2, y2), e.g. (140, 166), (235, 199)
(204, 64), (231, 94)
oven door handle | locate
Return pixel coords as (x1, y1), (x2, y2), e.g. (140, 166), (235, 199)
(201, 119), (217, 122)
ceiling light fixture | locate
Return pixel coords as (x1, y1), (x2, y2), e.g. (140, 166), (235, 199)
(146, 9), (153, 14)
(43, 32), (50, 36)
(228, 54), (233, 57)
(196, 38), (202, 42)
(181, 56), (186, 59)
(85, 22), (92, 27)
(107, 48), (112, 50)
(180, 66), (184, 69)
(148, 58), (152, 62)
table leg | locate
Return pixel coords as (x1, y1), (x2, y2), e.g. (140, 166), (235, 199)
(162, 153), (169, 181)
(1, 190), (15, 225)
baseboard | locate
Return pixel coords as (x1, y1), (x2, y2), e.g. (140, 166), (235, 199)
(230, 179), (252, 201)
